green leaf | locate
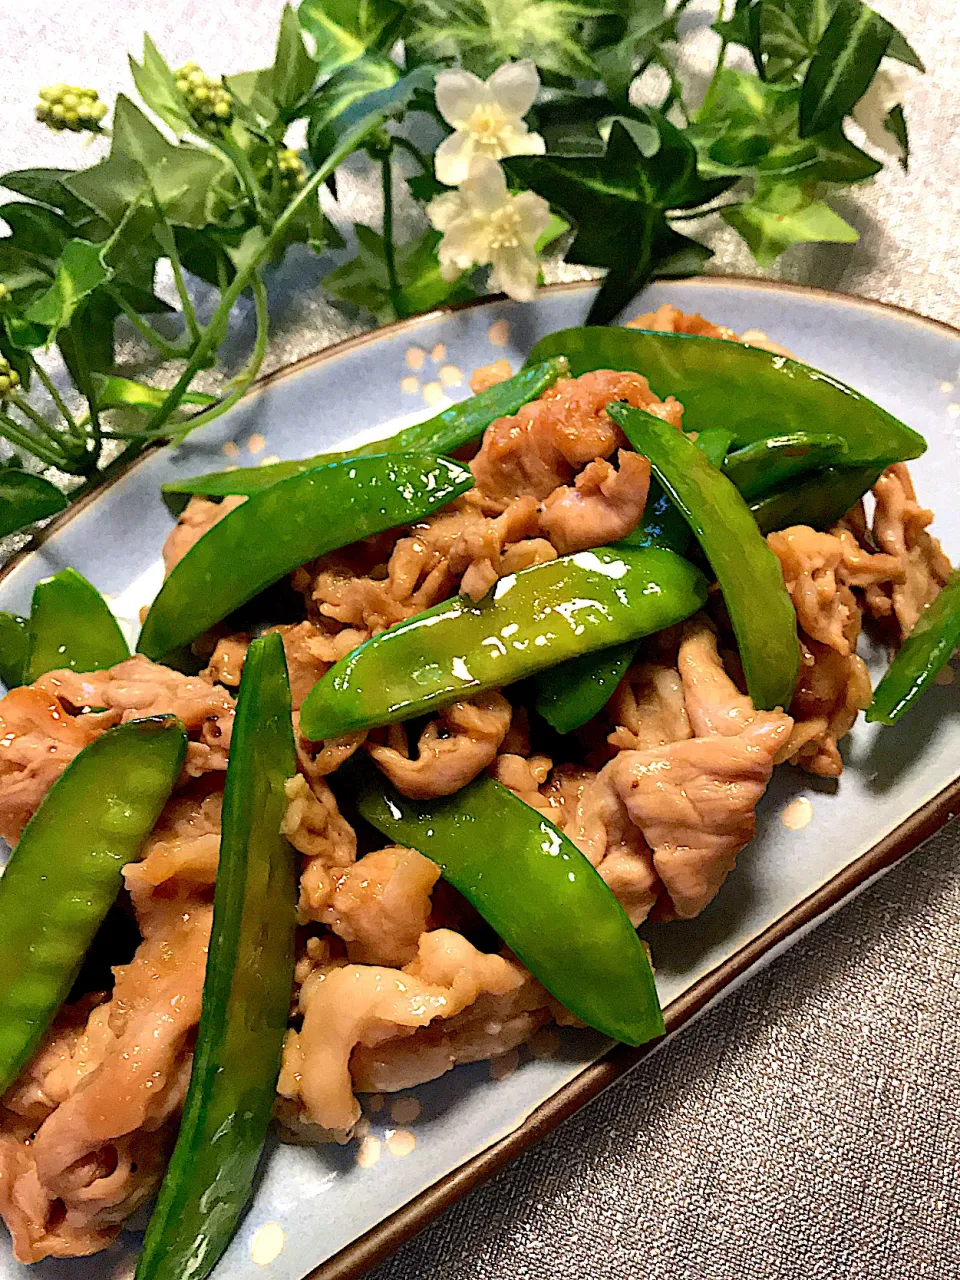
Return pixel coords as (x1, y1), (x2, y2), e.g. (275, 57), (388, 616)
(129, 35), (195, 135)
(298, 0), (406, 75)
(800, 0), (893, 138)
(0, 169), (94, 227)
(0, 203), (73, 261)
(94, 373), (216, 412)
(269, 5), (320, 110)
(755, 0), (831, 83)
(722, 181), (858, 266)
(324, 225), (476, 322)
(57, 290), (119, 383)
(306, 65), (437, 167)
(65, 97), (231, 230)
(306, 55), (400, 161)
(886, 27), (925, 72)
(403, 0), (602, 79)
(0, 470), (68, 537)
(24, 240), (111, 340)
(534, 95), (611, 157)
(0, 242), (51, 294)
(807, 121), (882, 182)
(0, 611), (29, 687)
(883, 102), (909, 170)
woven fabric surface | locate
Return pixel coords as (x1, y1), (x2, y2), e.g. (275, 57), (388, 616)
(1, 3), (958, 1277)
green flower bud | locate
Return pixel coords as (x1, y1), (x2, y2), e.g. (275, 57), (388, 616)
(277, 147), (307, 191)
(36, 84), (107, 133)
(0, 284), (10, 304)
(0, 357), (21, 400)
(176, 62), (232, 134)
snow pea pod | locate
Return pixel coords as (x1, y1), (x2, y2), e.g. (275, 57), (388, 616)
(0, 716), (186, 1094)
(527, 327), (926, 469)
(138, 453), (473, 661)
(300, 545), (708, 740)
(162, 358), (568, 504)
(136, 632), (297, 1280)
(610, 404), (799, 711)
(535, 427), (734, 735)
(750, 465), (882, 535)
(0, 611), (29, 688)
(866, 570), (960, 726)
(722, 432), (849, 500)
(25, 567), (129, 683)
(355, 766), (664, 1046)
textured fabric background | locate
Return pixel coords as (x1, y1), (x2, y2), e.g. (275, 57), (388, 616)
(2, 3), (959, 1277)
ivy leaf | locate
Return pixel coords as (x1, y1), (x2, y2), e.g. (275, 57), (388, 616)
(886, 27), (924, 72)
(0, 471), (68, 537)
(324, 225), (476, 322)
(24, 240), (111, 340)
(0, 169), (96, 228)
(883, 103), (909, 171)
(806, 122), (881, 182)
(507, 114), (722, 324)
(533, 95), (612, 157)
(269, 5), (320, 111)
(66, 97), (231, 230)
(57, 291), (118, 384)
(722, 181), (858, 266)
(800, 0), (893, 138)
(306, 66), (437, 167)
(757, 0), (830, 82)
(297, 0), (406, 76)
(306, 56), (400, 161)
(129, 35), (195, 136)
(0, 203), (73, 262)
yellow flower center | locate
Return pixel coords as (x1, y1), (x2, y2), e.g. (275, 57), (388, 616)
(487, 206), (522, 251)
(466, 103), (511, 146)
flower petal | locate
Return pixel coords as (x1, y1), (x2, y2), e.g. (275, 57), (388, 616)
(461, 156), (509, 215)
(438, 213), (493, 270)
(490, 243), (540, 302)
(427, 190), (467, 233)
(511, 190), (552, 242)
(503, 127), (546, 159)
(435, 68), (489, 128)
(487, 60), (540, 118)
(435, 131), (478, 187)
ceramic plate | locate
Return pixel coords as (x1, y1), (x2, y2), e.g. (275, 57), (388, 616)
(2, 279), (959, 1280)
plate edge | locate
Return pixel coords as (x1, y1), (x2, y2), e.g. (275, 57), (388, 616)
(2, 276), (958, 592)
(313, 771), (960, 1280)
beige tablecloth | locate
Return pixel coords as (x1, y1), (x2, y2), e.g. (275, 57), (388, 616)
(2, 3), (958, 1276)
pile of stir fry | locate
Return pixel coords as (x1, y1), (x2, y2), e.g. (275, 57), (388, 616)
(0, 307), (956, 1276)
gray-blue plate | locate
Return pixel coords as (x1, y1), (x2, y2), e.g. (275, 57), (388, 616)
(1, 279), (958, 1280)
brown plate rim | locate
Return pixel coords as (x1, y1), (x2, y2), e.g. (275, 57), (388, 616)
(2, 278), (958, 1280)
(1, 275), (958, 592)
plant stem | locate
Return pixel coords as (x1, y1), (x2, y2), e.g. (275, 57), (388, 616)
(0, 414), (69, 470)
(215, 133), (270, 230)
(392, 136), (432, 174)
(105, 285), (190, 360)
(698, 0), (730, 119)
(155, 210), (202, 345)
(380, 150), (403, 322)
(671, 199), (740, 220)
(8, 394), (71, 459)
(29, 357), (83, 442)
(142, 115), (388, 443)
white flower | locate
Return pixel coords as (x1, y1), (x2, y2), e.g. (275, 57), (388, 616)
(851, 66), (911, 154)
(434, 60), (546, 187)
(427, 157), (551, 302)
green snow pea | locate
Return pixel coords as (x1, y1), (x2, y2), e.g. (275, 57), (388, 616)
(526, 327), (926, 470)
(0, 716), (186, 1094)
(750, 465), (883, 535)
(136, 632), (297, 1280)
(138, 453), (473, 661)
(534, 427), (734, 735)
(0, 612), (29, 688)
(25, 567), (130, 683)
(355, 766), (664, 1046)
(866, 570), (960, 726)
(722, 432), (850, 500)
(610, 404), (799, 711)
(162, 358), (568, 505)
(300, 545), (708, 741)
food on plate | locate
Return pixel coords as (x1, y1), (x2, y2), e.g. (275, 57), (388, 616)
(0, 306), (954, 1269)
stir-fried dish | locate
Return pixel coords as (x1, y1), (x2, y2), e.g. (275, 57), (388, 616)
(0, 305), (955, 1275)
